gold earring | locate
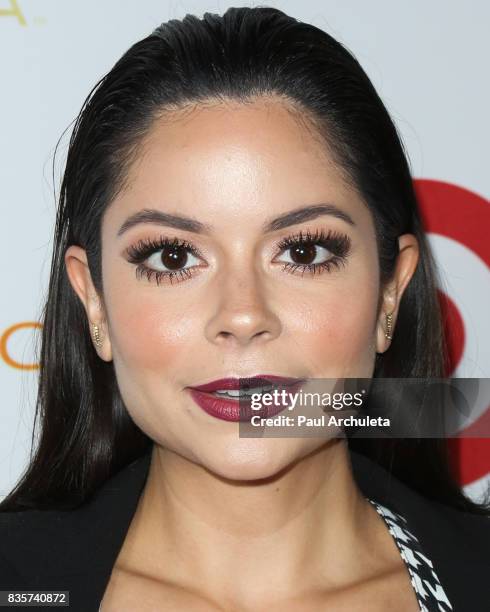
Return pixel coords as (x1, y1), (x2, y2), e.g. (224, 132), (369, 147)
(385, 312), (393, 340)
(92, 323), (102, 347)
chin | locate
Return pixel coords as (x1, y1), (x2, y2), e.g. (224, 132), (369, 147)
(203, 437), (309, 483)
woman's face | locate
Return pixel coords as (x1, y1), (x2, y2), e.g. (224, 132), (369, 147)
(68, 97), (409, 480)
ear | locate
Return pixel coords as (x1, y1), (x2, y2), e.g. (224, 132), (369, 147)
(376, 234), (419, 354)
(64, 246), (113, 362)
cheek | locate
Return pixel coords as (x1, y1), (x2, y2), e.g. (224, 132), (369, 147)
(104, 278), (199, 379)
(285, 266), (379, 375)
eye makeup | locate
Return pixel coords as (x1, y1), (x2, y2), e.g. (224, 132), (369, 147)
(123, 227), (352, 286)
(125, 236), (204, 285)
(274, 228), (351, 276)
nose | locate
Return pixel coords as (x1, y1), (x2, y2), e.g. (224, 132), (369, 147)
(204, 266), (282, 347)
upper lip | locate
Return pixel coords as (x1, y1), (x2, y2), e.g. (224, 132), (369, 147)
(188, 375), (304, 393)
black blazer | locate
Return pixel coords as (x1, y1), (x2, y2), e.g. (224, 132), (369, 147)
(1, 449), (489, 611)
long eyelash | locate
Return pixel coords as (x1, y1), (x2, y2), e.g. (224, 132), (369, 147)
(135, 266), (195, 286)
(125, 236), (203, 286)
(125, 229), (351, 286)
(276, 228), (351, 276)
(125, 236), (202, 263)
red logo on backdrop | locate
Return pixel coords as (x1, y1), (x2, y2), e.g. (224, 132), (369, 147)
(414, 179), (490, 485)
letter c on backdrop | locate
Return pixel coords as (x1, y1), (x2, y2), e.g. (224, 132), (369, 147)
(0, 321), (42, 370)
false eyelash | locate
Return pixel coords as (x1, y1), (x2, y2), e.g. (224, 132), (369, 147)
(125, 236), (203, 263)
(125, 227), (352, 286)
(125, 236), (203, 286)
(276, 227), (351, 255)
(135, 265), (196, 286)
(276, 227), (351, 276)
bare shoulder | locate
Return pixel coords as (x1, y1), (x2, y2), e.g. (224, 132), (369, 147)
(326, 563), (421, 612)
(100, 564), (222, 612)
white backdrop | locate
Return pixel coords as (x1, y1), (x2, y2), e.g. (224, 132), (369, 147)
(1, 0), (489, 500)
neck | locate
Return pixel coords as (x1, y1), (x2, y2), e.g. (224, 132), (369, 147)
(117, 440), (387, 606)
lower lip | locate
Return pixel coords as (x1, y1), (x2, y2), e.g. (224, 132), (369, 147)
(187, 381), (305, 422)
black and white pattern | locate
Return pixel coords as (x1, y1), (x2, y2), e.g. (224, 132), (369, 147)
(368, 498), (453, 611)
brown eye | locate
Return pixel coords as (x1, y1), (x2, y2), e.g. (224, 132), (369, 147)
(160, 245), (189, 270)
(146, 245), (200, 272)
(278, 243), (332, 266)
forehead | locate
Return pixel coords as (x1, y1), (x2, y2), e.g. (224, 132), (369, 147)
(142, 96), (329, 151)
(134, 96), (337, 178)
(104, 96), (368, 232)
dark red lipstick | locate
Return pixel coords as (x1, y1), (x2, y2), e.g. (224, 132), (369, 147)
(187, 375), (305, 422)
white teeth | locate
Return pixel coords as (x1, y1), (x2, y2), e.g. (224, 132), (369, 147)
(214, 385), (274, 398)
(215, 389), (241, 397)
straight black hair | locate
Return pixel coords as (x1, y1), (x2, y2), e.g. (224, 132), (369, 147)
(1, 6), (488, 514)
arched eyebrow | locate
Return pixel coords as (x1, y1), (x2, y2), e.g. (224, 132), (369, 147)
(117, 203), (355, 237)
(264, 204), (355, 231)
(117, 209), (209, 236)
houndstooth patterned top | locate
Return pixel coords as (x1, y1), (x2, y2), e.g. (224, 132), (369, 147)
(369, 499), (453, 611)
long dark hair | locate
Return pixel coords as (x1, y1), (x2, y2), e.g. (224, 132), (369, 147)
(1, 6), (488, 514)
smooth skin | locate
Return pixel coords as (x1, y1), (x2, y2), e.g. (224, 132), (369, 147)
(66, 96), (420, 611)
